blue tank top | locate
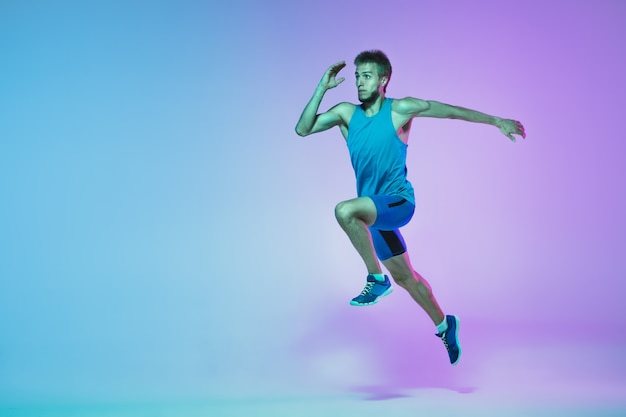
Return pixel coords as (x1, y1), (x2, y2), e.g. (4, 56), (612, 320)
(347, 98), (415, 204)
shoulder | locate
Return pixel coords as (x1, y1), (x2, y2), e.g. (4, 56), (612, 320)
(328, 102), (357, 123)
(392, 97), (430, 116)
(329, 102), (357, 114)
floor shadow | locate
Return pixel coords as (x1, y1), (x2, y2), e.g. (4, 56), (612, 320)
(292, 302), (477, 400)
(348, 384), (411, 401)
(348, 383), (477, 401)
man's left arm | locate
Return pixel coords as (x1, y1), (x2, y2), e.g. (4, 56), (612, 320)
(398, 97), (526, 142)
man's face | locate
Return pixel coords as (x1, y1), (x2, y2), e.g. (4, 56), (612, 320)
(355, 62), (386, 103)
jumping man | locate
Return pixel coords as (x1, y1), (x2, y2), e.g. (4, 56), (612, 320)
(295, 50), (526, 365)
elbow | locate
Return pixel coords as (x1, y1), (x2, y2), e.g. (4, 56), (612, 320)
(295, 126), (310, 137)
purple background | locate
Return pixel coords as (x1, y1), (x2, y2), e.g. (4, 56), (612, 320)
(1, 0), (624, 414)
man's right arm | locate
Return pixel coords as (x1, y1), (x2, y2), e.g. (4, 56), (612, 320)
(295, 61), (347, 137)
(295, 91), (347, 137)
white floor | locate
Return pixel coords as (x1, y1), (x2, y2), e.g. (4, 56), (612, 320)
(2, 389), (624, 417)
(2, 321), (625, 417)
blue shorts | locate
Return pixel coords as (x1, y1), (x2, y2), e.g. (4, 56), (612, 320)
(368, 195), (415, 261)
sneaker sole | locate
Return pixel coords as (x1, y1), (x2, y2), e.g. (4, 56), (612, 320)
(451, 315), (462, 366)
(349, 287), (393, 306)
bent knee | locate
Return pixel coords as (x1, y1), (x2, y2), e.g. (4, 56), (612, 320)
(334, 201), (354, 223)
(385, 262), (416, 285)
(334, 198), (377, 225)
(390, 270), (414, 285)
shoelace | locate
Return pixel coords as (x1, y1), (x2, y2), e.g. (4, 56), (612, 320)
(359, 281), (375, 296)
(439, 332), (451, 352)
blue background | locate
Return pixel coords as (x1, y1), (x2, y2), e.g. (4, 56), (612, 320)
(1, 0), (625, 411)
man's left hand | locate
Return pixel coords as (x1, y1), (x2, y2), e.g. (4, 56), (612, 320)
(497, 119), (526, 142)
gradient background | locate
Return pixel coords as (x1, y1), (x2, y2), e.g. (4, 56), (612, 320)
(1, 0), (625, 415)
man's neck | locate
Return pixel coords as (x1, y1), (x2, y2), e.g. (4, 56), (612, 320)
(361, 93), (386, 117)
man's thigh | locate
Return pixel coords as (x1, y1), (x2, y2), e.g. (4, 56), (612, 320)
(369, 195), (415, 230)
(370, 228), (408, 261)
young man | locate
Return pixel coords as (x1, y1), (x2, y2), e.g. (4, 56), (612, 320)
(295, 50), (526, 366)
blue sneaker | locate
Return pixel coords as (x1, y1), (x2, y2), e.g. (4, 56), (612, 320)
(436, 315), (461, 365)
(350, 274), (393, 306)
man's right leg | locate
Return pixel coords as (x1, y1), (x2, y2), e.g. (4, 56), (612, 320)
(334, 197), (381, 275)
(334, 197), (393, 306)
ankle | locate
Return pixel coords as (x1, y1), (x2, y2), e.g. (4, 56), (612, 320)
(436, 316), (448, 334)
(370, 273), (386, 282)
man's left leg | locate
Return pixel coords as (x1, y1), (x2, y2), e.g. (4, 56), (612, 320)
(382, 252), (444, 325)
(383, 252), (462, 366)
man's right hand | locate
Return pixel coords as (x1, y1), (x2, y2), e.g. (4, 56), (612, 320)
(318, 61), (347, 91)
(295, 61), (348, 137)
